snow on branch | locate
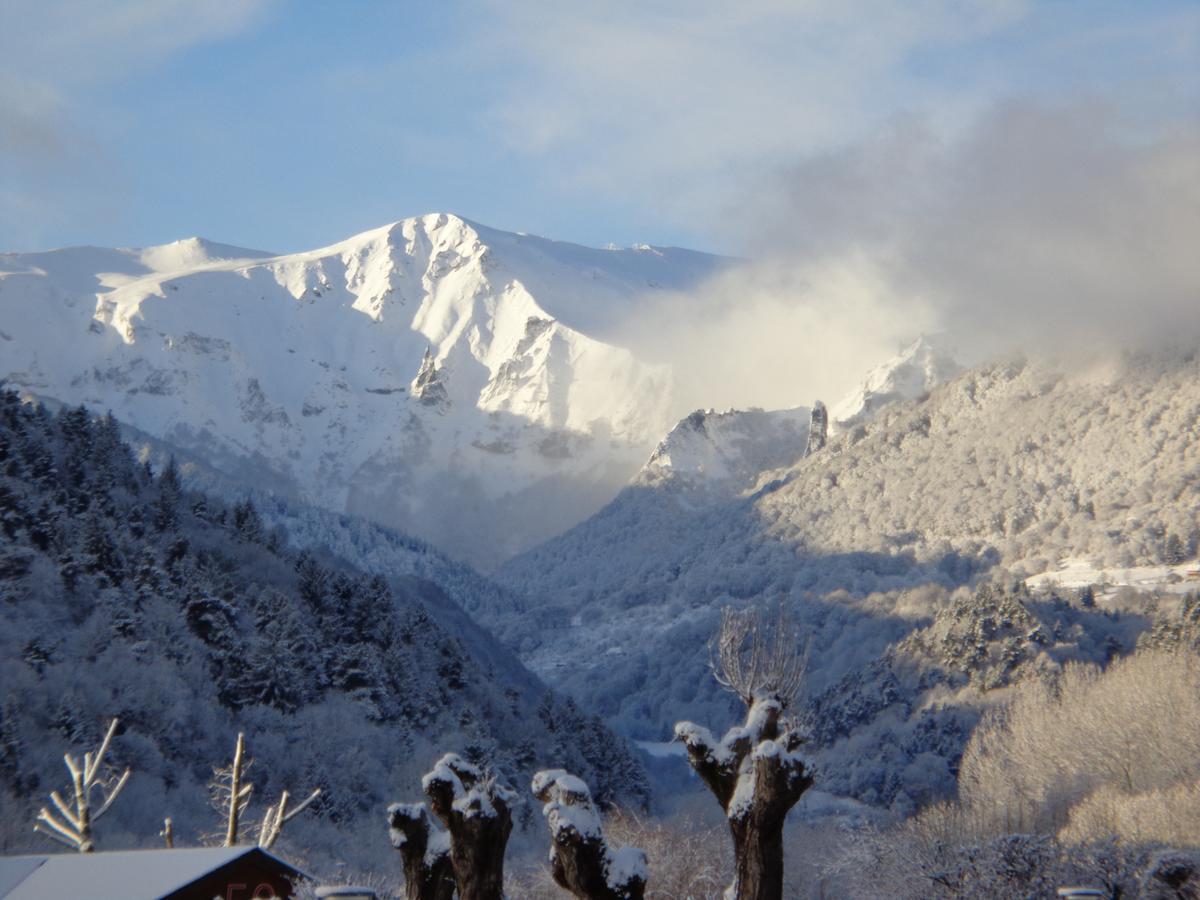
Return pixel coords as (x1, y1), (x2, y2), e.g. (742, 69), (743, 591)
(33, 718), (131, 853)
(259, 787), (322, 850)
(532, 769), (647, 900)
(210, 732), (320, 849)
(681, 608), (815, 899)
(211, 732), (254, 846)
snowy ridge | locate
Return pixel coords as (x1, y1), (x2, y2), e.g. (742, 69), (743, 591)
(831, 335), (962, 428)
(638, 406), (811, 499)
(0, 213), (725, 568)
(497, 349), (1200, 739)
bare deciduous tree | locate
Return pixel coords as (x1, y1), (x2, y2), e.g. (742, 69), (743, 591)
(532, 769), (646, 900)
(421, 753), (515, 900)
(676, 606), (813, 900)
(388, 802), (456, 900)
(958, 649), (1200, 840)
(33, 717), (130, 853)
(210, 731), (320, 849)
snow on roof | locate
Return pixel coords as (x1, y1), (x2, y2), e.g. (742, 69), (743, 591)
(0, 846), (304, 900)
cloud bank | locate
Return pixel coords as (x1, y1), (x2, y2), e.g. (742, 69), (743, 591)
(624, 103), (1200, 414)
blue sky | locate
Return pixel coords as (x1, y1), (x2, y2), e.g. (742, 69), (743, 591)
(0, 1), (1196, 255)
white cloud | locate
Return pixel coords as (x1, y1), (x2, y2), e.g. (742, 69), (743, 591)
(0, 0), (274, 86)
(622, 102), (1200, 412)
(469, 0), (1030, 221)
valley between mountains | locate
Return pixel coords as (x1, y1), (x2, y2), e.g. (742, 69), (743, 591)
(2, 215), (1198, 888)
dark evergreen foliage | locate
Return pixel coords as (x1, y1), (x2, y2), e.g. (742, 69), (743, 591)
(0, 391), (648, 866)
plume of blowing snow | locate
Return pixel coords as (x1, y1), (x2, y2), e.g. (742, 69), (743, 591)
(624, 102), (1199, 414)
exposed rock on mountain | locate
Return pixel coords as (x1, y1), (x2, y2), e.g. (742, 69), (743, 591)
(804, 401), (828, 456)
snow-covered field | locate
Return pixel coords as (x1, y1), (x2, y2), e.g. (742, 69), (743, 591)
(1026, 557), (1200, 595)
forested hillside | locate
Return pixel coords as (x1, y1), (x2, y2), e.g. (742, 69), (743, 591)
(0, 390), (647, 873)
(497, 348), (1200, 738)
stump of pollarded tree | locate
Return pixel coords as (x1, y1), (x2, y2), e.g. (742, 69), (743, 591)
(675, 606), (814, 900)
(532, 769), (647, 900)
(421, 753), (516, 900)
(387, 802), (456, 900)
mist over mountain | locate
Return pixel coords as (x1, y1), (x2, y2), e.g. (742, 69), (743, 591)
(3, 208), (1198, 892)
(495, 347), (1200, 743)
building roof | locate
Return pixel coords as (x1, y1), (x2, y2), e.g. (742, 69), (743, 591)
(0, 845), (304, 899)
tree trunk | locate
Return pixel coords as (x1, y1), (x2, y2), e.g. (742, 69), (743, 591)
(387, 803), (455, 900)
(534, 769), (647, 900)
(443, 812), (510, 900)
(730, 811), (785, 900)
(423, 754), (514, 900)
(676, 697), (813, 900)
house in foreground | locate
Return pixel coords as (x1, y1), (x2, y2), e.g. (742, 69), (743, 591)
(0, 845), (307, 899)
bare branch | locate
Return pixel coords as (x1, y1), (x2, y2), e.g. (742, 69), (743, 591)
(258, 787), (321, 849)
(63, 753), (82, 783)
(282, 789), (321, 824)
(85, 719), (119, 784)
(708, 605), (807, 710)
(93, 768), (131, 820)
(34, 718), (130, 853)
(36, 810), (82, 845)
(49, 791), (82, 831)
(34, 822), (81, 849)
(221, 733), (249, 846)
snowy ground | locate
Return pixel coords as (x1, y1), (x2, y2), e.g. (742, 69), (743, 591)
(1026, 556), (1200, 596)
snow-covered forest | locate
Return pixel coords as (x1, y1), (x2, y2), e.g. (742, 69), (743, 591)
(2, 384), (1198, 895)
(0, 391), (648, 876)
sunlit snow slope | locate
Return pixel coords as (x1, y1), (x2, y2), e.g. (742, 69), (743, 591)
(0, 214), (725, 568)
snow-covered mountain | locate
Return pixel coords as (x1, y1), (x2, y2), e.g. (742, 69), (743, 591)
(636, 406), (812, 499)
(0, 214), (725, 569)
(495, 348), (1200, 740)
(831, 335), (962, 429)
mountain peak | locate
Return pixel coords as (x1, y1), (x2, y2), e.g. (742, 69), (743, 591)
(832, 335), (962, 428)
(137, 235), (273, 272)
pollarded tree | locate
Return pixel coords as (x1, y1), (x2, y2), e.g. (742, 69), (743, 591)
(532, 769), (647, 900)
(675, 607), (813, 900)
(421, 753), (516, 900)
(387, 802), (455, 900)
